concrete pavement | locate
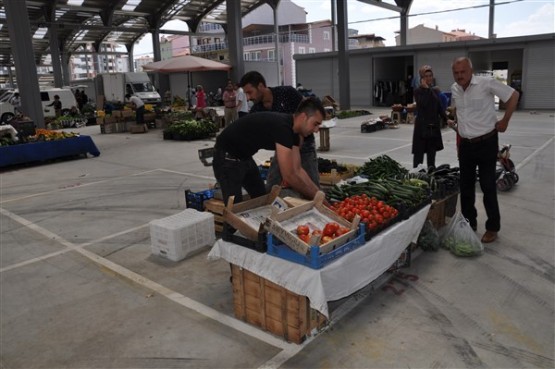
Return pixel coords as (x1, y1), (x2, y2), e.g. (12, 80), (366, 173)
(1, 108), (553, 369)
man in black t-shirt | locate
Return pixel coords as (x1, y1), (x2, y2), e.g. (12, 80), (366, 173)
(213, 97), (325, 205)
(239, 71), (320, 191)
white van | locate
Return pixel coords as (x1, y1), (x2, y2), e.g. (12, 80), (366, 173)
(0, 87), (78, 124)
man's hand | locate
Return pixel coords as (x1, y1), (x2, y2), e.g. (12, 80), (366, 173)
(495, 118), (509, 133)
(447, 119), (458, 131)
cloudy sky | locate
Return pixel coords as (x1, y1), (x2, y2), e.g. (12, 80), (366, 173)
(133, 0), (554, 56)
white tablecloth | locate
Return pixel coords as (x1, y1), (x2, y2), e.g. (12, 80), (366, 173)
(208, 205), (430, 318)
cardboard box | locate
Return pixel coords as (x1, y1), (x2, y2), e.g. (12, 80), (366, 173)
(121, 110), (135, 118)
(319, 166), (357, 186)
(222, 186), (287, 251)
(100, 122), (127, 134)
(128, 123), (148, 133)
(231, 264), (327, 344)
(111, 110), (122, 118)
(103, 115), (117, 124)
(265, 191), (360, 255)
(144, 112), (156, 123)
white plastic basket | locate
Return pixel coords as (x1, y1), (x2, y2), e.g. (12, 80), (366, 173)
(150, 209), (215, 261)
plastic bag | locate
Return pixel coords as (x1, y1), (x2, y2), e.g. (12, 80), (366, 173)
(417, 220), (440, 251)
(440, 211), (483, 257)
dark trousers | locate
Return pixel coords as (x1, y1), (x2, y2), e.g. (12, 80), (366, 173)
(459, 132), (500, 231)
(136, 106), (145, 124)
(413, 146), (437, 168)
(265, 142), (320, 193)
(212, 149), (266, 206)
(238, 111), (248, 118)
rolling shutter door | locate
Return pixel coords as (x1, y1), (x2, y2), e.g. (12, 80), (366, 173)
(523, 41), (555, 109)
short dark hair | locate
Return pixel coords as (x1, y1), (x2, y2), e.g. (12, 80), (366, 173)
(239, 71), (266, 88)
(125, 94), (131, 99)
(295, 97), (325, 119)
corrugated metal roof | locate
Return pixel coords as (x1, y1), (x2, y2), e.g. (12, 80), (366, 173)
(0, 0), (267, 67)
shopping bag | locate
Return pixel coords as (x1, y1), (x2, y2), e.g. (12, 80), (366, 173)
(417, 220), (440, 251)
(440, 211), (484, 257)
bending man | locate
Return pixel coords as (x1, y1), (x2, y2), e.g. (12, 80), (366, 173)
(213, 97), (325, 205)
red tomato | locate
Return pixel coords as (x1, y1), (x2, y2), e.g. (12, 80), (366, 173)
(323, 222), (340, 237)
(335, 227), (349, 237)
(320, 235), (333, 244)
(299, 234), (311, 244)
(297, 224), (310, 235)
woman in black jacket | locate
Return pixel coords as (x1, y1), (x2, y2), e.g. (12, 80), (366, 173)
(412, 65), (447, 169)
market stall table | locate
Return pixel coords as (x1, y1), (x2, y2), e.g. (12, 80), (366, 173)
(208, 205), (430, 319)
(0, 135), (100, 167)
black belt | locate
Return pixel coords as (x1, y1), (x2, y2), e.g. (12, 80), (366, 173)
(461, 129), (497, 143)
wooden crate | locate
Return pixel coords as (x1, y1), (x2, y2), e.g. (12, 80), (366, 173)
(427, 192), (459, 229)
(204, 198), (225, 233)
(319, 167), (356, 186)
(223, 186), (282, 242)
(230, 264), (327, 344)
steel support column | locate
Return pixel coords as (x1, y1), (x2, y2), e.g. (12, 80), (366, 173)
(226, 0), (244, 82)
(4, 0), (44, 127)
(337, 0), (350, 110)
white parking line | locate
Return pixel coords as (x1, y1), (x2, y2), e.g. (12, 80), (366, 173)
(515, 136), (554, 171)
(0, 206), (293, 351)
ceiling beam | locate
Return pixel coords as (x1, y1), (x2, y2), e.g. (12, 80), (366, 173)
(357, 0), (403, 13)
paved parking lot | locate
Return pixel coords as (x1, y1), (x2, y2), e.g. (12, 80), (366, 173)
(1, 108), (554, 368)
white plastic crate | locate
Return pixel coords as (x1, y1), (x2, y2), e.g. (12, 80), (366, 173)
(150, 209), (215, 261)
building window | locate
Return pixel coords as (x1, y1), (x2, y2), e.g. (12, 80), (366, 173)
(309, 47), (316, 53)
(298, 47), (305, 54)
(324, 31), (330, 40)
(268, 49), (275, 61)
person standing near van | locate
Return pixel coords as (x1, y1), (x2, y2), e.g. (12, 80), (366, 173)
(10, 93), (21, 115)
(47, 95), (62, 117)
(235, 83), (249, 118)
(222, 81), (237, 126)
(125, 94), (144, 125)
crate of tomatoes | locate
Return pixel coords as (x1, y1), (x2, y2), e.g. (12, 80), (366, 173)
(265, 192), (366, 269)
(329, 194), (401, 241)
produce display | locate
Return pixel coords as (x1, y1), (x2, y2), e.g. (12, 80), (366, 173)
(329, 195), (399, 234)
(163, 118), (217, 140)
(326, 177), (430, 210)
(356, 155), (408, 179)
(295, 222), (350, 245)
(318, 158), (348, 174)
(1, 128), (78, 147)
(406, 164), (460, 199)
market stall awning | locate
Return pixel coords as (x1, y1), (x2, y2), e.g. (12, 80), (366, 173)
(143, 55), (232, 73)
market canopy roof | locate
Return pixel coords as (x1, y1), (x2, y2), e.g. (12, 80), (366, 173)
(142, 54), (231, 73)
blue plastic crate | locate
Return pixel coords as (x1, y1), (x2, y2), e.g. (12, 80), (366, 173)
(258, 165), (269, 180)
(266, 224), (366, 269)
(185, 189), (215, 211)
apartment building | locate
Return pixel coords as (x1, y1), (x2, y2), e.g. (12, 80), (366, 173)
(395, 24), (483, 45)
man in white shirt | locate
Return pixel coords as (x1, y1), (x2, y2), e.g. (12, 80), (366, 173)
(125, 94), (145, 125)
(448, 57), (519, 243)
(235, 83), (249, 118)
